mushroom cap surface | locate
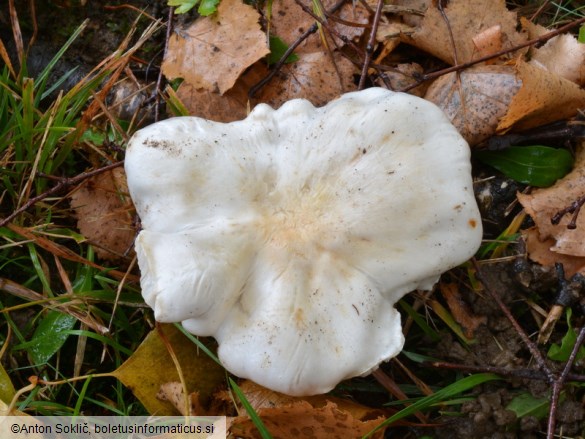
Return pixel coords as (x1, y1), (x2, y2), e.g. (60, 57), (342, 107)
(125, 87), (482, 396)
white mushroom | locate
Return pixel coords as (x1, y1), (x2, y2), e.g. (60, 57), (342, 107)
(125, 87), (482, 396)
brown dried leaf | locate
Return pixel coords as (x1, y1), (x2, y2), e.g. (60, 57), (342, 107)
(157, 382), (207, 416)
(70, 168), (134, 262)
(231, 400), (385, 439)
(497, 61), (585, 133)
(522, 228), (585, 277)
(174, 63), (269, 122)
(439, 282), (486, 339)
(381, 0), (430, 27)
(269, 0), (369, 53)
(375, 21), (414, 59)
(424, 65), (521, 146)
(382, 63), (426, 96)
(162, 0), (269, 94)
(404, 0), (527, 64)
(232, 380), (388, 420)
(256, 51), (357, 108)
(173, 49), (356, 120)
(472, 25), (503, 62)
(529, 34), (585, 86)
(517, 146), (585, 259)
(520, 17), (585, 86)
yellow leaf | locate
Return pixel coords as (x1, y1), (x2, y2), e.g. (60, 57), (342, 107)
(0, 362), (16, 405)
(112, 324), (225, 415)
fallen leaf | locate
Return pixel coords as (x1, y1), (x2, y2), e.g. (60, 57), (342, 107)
(424, 65), (521, 145)
(521, 17), (585, 86)
(522, 228), (585, 277)
(0, 363), (15, 405)
(440, 282), (486, 339)
(381, 0), (430, 27)
(227, 380), (388, 420)
(157, 382), (207, 416)
(231, 400), (386, 439)
(70, 168), (134, 262)
(162, 0), (269, 94)
(112, 324), (225, 415)
(380, 63), (426, 96)
(0, 401), (38, 434)
(497, 61), (585, 133)
(472, 25), (503, 61)
(268, 0), (369, 53)
(173, 49), (356, 119)
(256, 51), (357, 108)
(520, 16), (548, 40)
(529, 34), (585, 86)
(518, 145), (585, 259)
(174, 63), (268, 122)
(403, 0), (527, 64)
(518, 146), (585, 276)
(375, 21), (414, 59)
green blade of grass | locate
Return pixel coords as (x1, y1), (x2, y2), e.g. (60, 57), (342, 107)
(34, 20), (88, 97)
(363, 373), (501, 438)
(229, 377), (273, 439)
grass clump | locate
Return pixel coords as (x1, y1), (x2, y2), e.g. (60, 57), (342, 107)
(1, 14), (159, 416)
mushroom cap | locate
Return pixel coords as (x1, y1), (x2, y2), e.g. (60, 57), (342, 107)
(125, 88), (482, 396)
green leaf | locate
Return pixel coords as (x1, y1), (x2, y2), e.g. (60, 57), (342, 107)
(15, 311), (77, 365)
(579, 25), (585, 44)
(506, 392), (550, 420)
(267, 36), (299, 65)
(198, 0), (220, 16)
(168, 0), (199, 14)
(547, 308), (585, 361)
(475, 145), (573, 187)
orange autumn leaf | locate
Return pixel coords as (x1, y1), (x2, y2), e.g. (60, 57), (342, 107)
(403, 0), (527, 65)
(231, 400), (386, 439)
(162, 0), (269, 94)
(497, 61), (585, 133)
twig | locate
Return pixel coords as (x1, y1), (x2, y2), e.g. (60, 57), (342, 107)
(427, 361), (585, 383)
(547, 326), (585, 438)
(438, 0), (459, 66)
(401, 16), (585, 92)
(358, 0), (383, 90)
(551, 195), (585, 229)
(0, 161), (124, 228)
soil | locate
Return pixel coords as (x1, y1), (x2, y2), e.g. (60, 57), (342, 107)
(4, 1), (585, 438)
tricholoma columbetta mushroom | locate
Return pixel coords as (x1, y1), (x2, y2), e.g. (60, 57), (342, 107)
(125, 87), (482, 396)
